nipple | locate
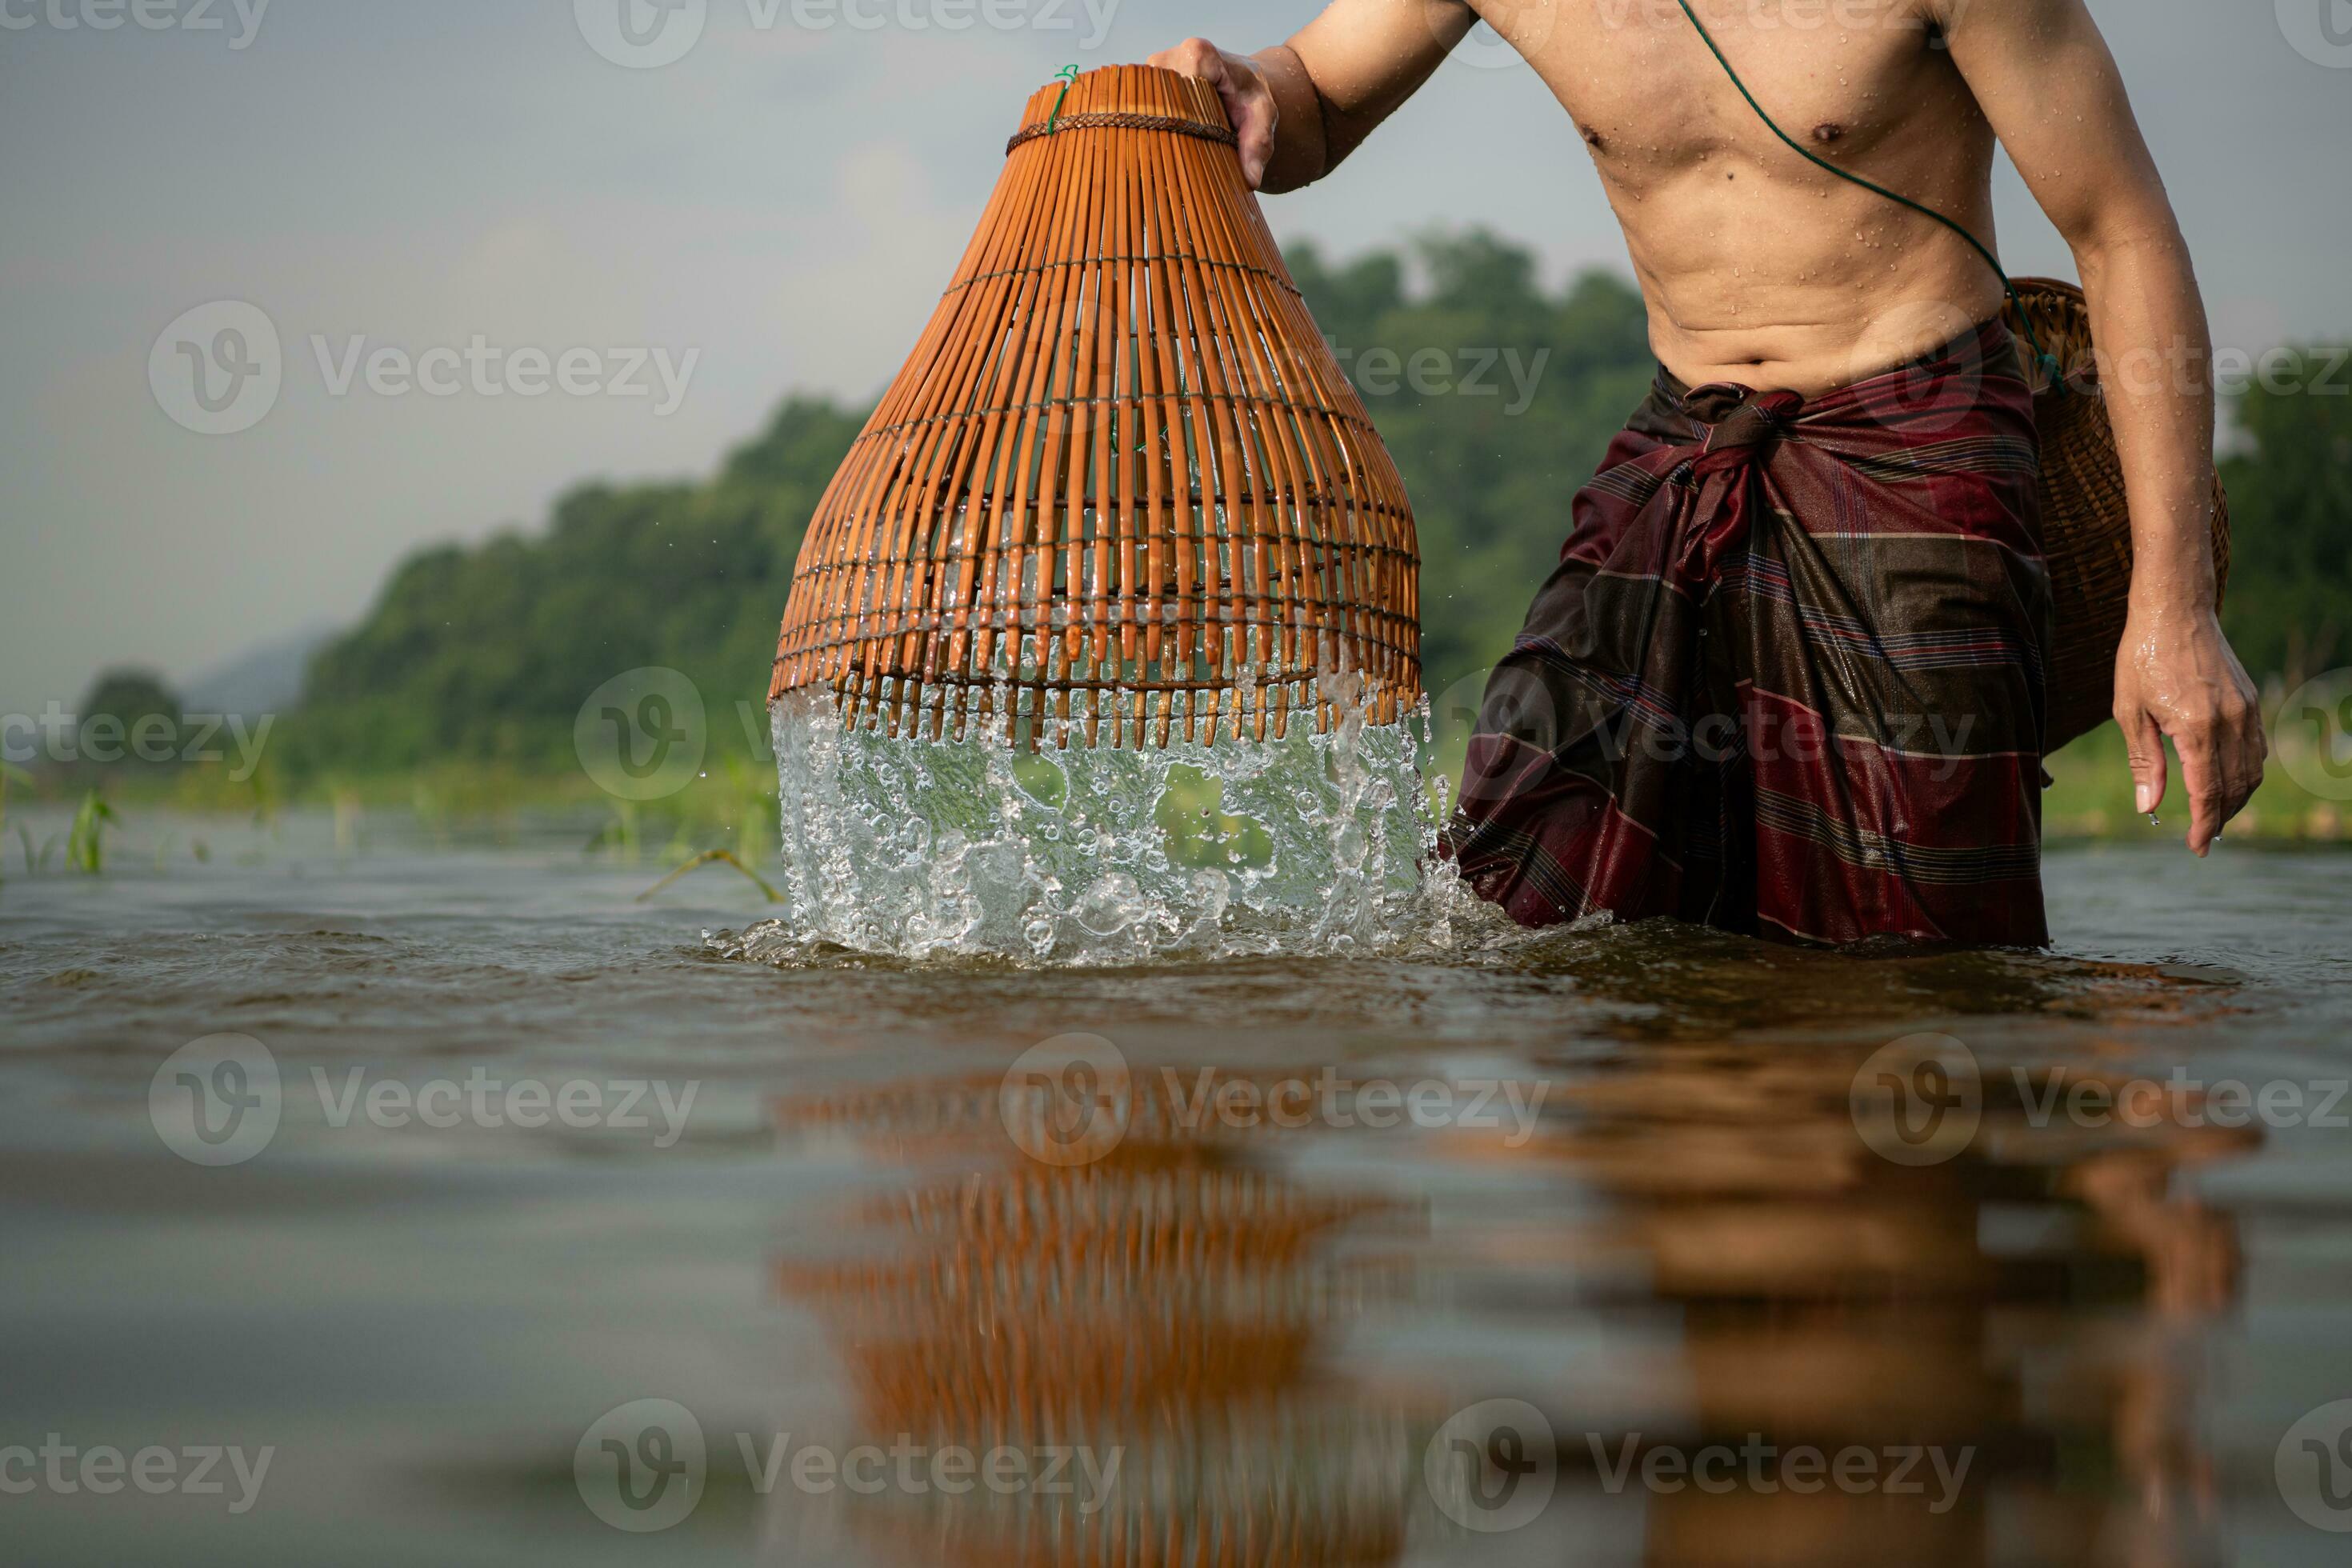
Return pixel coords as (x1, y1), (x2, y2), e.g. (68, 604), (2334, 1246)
(1812, 122), (1846, 145)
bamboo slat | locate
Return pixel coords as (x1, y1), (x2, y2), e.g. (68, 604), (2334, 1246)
(770, 66), (1422, 749)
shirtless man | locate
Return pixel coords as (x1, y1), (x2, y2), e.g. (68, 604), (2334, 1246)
(1151, 0), (2266, 945)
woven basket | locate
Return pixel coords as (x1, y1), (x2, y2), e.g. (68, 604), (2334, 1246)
(770, 66), (1420, 749)
(2002, 278), (2232, 749)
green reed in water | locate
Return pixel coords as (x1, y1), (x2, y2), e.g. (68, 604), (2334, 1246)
(65, 790), (120, 876)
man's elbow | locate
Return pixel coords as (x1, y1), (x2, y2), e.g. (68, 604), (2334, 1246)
(2061, 194), (2193, 279)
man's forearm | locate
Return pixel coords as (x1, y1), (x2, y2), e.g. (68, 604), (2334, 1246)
(1250, 45), (1330, 194)
(2078, 231), (2219, 615)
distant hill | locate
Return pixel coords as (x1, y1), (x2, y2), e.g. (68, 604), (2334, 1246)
(181, 624), (338, 719)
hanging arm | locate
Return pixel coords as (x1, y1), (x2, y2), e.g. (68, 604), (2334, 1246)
(1941, 0), (2264, 854)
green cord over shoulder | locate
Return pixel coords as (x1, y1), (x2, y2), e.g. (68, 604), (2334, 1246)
(1670, 0), (2067, 390)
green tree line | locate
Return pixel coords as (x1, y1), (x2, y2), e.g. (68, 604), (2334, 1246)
(246, 229), (2342, 780)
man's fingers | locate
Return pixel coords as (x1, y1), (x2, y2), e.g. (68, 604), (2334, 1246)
(1236, 110), (1272, 189)
(2116, 705), (2167, 819)
(1144, 38), (1270, 187)
(2178, 737), (2226, 857)
(2220, 713), (2267, 828)
(1147, 37), (1225, 81)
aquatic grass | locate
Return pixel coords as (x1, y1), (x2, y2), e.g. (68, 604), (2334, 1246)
(65, 790), (120, 875)
(0, 761), (26, 886)
(585, 799), (643, 863)
(637, 848), (782, 905)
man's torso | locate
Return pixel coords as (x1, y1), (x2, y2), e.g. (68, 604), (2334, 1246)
(1468, 0), (2011, 394)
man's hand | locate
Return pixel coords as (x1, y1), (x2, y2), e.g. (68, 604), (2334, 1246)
(2112, 605), (2266, 856)
(1146, 38), (1278, 189)
(1145, 6), (1466, 192)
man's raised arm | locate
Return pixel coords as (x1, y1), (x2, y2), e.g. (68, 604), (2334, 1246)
(1942, 0), (2266, 856)
(1147, 0), (1476, 192)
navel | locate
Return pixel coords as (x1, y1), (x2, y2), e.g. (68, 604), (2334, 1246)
(1812, 122), (1846, 145)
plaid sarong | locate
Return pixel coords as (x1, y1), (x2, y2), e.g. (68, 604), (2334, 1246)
(1445, 318), (2054, 946)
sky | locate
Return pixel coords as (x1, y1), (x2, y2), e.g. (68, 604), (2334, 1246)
(2, 0), (2346, 721)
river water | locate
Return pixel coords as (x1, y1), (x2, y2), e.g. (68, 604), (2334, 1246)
(3, 808), (2350, 1565)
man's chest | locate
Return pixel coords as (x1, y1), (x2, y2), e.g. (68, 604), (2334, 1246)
(1470, 0), (1958, 169)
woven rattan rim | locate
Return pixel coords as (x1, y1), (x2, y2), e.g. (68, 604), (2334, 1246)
(1005, 112), (1239, 156)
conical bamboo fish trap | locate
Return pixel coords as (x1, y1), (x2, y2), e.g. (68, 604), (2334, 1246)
(770, 66), (1420, 750)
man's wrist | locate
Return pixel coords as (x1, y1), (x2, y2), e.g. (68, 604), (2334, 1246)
(2126, 581), (2219, 622)
(1250, 44), (1326, 193)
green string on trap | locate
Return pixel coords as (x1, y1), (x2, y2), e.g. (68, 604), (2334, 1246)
(1044, 64), (1078, 134)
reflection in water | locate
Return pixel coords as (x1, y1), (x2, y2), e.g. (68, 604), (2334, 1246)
(1519, 1030), (2252, 1566)
(762, 958), (2254, 1566)
(773, 1074), (1427, 1564)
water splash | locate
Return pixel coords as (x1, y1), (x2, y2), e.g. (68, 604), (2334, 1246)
(722, 682), (1493, 965)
